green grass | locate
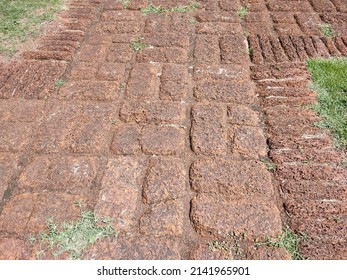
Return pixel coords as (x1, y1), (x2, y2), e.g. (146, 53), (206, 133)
(307, 58), (347, 149)
(260, 158), (277, 172)
(130, 37), (150, 51)
(117, 0), (130, 9)
(236, 5), (249, 20)
(319, 23), (335, 38)
(256, 227), (307, 260)
(141, 1), (198, 14)
(0, 0), (64, 57)
(54, 79), (64, 87)
(32, 209), (117, 260)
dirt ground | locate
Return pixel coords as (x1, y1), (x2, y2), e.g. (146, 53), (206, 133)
(0, 0), (346, 259)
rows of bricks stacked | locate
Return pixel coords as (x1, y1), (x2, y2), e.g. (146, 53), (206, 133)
(246, 0), (347, 259)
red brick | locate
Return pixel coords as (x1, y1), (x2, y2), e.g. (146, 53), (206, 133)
(191, 194), (282, 238)
(160, 64), (190, 101)
(220, 35), (249, 64)
(141, 125), (185, 155)
(106, 43), (133, 63)
(95, 157), (147, 231)
(194, 35), (220, 65)
(143, 158), (187, 204)
(126, 63), (161, 100)
(18, 156), (100, 194)
(191, 104), (227, 155)
(194, 81), (254, 103)
(0, 193), (82, 234)
(191, 158), (274, 198)
(78, 44), (106, 62)
(111, 125), (141, 155)
(0, 238), (25, 260)
(120, 101), (186, 124)
(227, 105), (260, 126)
(58, 81), (120, 101)
(137, 47), (188, 64)
(231, 126), (267, 159)
(140, 200), (184, 237)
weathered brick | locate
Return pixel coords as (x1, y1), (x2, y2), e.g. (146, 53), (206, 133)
(191, 158), (273, 198)
(140, 200), (184, 237)
(220, 35), (248, 64)
(191, 104), (227, 155)
(227, 105), (260, 126)
(0, 238), (25, 260)
(106, 43), (133, 63)
(95, 157), (147, 231)
(126, 63), (161, 100)
(137, 47), (188, 64)
(143, 158), (187, 204)
(18, 156), (99, 194)
(194, 81), (254, 103)
(85, 236), (181, 259)
(191, 194), (282, 238)
(120, 101), (186, 124)
(231, 126), (267, 159)
(111, 125), (141, 155)
(196, 22), (243, 35)
(69, 62), (98, 80)
(0, 193), (82, 234)
(78, 44), (106, 61)
(194, 35), (220, 65)
(97, 63), (126, 82)
(160, 64), (190, 101)
(35, 103), (117, 153)
(141, 125), (185, 155)
(58, 81), (120, 101)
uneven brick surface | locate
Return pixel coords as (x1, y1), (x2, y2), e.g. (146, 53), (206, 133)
(246, 0), (347, 260)
(0, 0), (345, 260)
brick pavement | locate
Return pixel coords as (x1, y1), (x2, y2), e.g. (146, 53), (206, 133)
(0, 0), (345, 259)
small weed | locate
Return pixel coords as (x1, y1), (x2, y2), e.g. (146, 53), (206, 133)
(111, 120), (118, 125)
(255, 227), (307, 260)
(54, 79), (64, 87)
(319, 23), (335, 38)
(141, 4), (168, 14)
(236, 5), (250, 20)
(246, 47), (253, 55)
(260, 158), (277, 172)
(118, 0), (130, 9)
(141, 1), (198, 14)
(189, 17), (197, 24)
(208, 240), (229, 252)
(130, 37), (150, 51)
(33, 210), (117, 259)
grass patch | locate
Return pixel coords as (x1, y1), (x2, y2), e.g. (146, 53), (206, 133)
(319, 23), (335, 38)
(118, 0), (131, 9)
(130, 37), (150, 51)
(236, 5), (250, 20)
(0, 0), (64, 57)
(256, 227), (307, 260)
(32, 209), (117, 260)
(307, 57), (347, 149)
(141, 1), (198, 14)
(54, 79), (64, 87)
(260, 158), (277, 172)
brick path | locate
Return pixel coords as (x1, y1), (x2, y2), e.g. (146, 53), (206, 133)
(0, 0), (346, 259)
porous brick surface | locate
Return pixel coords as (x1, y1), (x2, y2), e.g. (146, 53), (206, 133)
(0, 0), (345, 260)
